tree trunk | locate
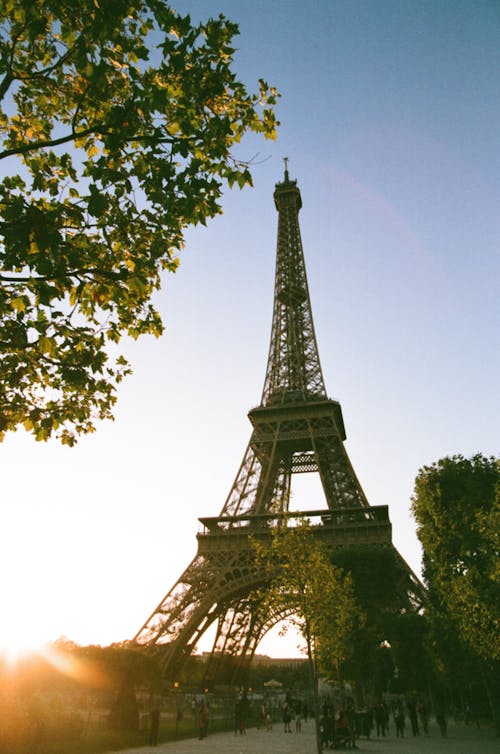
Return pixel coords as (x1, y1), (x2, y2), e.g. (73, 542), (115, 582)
(305, 621), (322, 754)
(482, 671), (500, 736)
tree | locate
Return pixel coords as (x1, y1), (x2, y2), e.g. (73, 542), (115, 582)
(411, 454), (499, 663)
(0, 0), (278, 444)
(330, 546), (427, 698)
(254, 522), (362, 754)
(411, 453), (500, 730)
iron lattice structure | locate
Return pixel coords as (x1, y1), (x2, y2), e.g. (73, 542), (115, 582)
(134, 169), (424, 680)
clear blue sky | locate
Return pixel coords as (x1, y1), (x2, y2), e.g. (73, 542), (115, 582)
(1, 0), (498, 656)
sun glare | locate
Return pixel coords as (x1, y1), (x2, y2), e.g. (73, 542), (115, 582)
(0, 626), (50, 666)
(0, 634), (107, 689)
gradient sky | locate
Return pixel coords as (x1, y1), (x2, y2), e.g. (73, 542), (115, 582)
(1, 0), (498, 657)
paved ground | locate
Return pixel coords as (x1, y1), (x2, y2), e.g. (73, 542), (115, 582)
(104, 718), (498, 754)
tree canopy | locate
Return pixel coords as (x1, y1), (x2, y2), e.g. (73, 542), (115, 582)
(330, 546), (427, 697)
(411, 453), (499, 664)
(0, 0), (278, 444)
(255, 523), (361, 679)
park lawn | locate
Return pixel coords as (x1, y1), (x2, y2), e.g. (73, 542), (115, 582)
(32, 716), (235, 754)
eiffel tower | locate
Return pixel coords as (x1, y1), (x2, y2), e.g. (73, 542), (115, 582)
(134, 165), (424, 680)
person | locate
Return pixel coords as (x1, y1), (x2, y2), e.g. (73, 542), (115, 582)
(363, 706), (374, 738)
(266, 710), (273, 730)
(346, 700), (358, 749)
(418, 700), (429, 734)
(282, 701), (292, 733)
(435, 704), (447, 737)
(236, 694), (248, 736)
(149, 706), (160, 746)
(335, 706), (351, 747)
(302, 701), (309, 723)
(464, 702), (471, 725)
(375, 702), (386, 736)
(259, 702), (267, 729)
(294, 700), (302, 732)
(320, 709), (334, 749)
(395, 701), (405, 738)
(198, 700), (209, 740)
(407, 698), (420, 736)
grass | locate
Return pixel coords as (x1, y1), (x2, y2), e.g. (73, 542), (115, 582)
(22, 715), (237, 754)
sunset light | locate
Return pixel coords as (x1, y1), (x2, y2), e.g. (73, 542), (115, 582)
(0, 4), (497, 753)
(0, 621), (51, 666)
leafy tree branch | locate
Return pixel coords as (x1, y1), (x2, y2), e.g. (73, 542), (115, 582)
(0, 0), (279, 444)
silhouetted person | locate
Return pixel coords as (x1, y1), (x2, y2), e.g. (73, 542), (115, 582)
(407, 698), (420, 736)
(418, 700), (429, 734)
(198, 701), (209, 739)
(364, 706), (374, 738)
(236, 694), (247, 735)
(294, 700), (302, 732)
(375, 702), (386, 736)
(395, 701), (405, 737)
(335, 706), (352, 748)
(282, 701), (292, 732)
(436, 705), (447, 737)
(149, 706), (160, 746)
(321, 710), (334, 749)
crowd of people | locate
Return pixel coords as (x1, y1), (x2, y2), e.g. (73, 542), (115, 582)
(316, 695), (445, 749)
(179, 690), (447, 748)
(319, 700), (358, 749)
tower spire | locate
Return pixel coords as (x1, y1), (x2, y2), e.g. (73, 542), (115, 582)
(261, 168), (326, 405)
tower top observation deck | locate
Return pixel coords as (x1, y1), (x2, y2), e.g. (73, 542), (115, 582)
(273, 158), (302, 210)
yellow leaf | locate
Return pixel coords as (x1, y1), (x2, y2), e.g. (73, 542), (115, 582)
(128, 276), (146, 295)
(13, 7), (26, 23)
(38, 336), (56, 356)
(11, 297), (26, 312)
(87, 144), (99, 158)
